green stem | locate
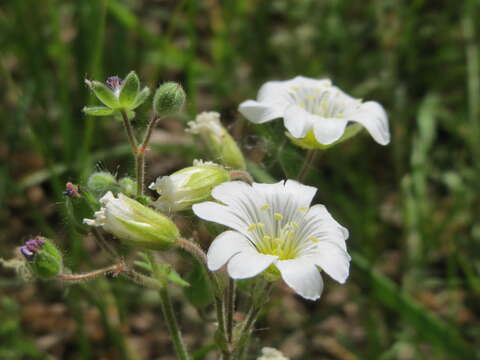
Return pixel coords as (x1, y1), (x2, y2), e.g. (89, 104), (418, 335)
(147, 252), (191, 360)
(120, 109), (138, 155)
(297, 149), (318, 182)
(226, 278), (235, 343)
(136, 115), (160, 196)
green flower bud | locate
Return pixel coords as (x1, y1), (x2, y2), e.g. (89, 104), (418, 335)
(85, 72), (150, 114)
(87, 171), (118, 197)
(84, 192), (179, 250)
(287, 123), (364, 150)
(149, 160), (231, 212)
(187, 112), (246, 170)
(153, 82), (186, 117)
(118, 177), (137, 196)
(20, 237), (63, 280)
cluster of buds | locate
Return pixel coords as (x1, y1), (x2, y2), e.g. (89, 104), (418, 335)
(20, 237), (63, 279)
(83, 71), (151, 117)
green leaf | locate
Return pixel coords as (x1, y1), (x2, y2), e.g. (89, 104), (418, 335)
(87, 80), (119, 108)
(184, 262), (213, 308)
(82, 106), (114, 116)
(132, 86), (151, 108)
(119, 71), (140, 108)
(167, 268), (190, 287)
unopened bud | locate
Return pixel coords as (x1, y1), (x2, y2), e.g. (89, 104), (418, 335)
(153, 82), (186, 117)
(83, 192), (179, 250)
(118, 177), (137, 196)
(87, 171), (118, 197)
(63, 182), (80, 198)
(149, 160), (231, 212)
(187, 112), (246, 170)
(21, 237), (63, 280)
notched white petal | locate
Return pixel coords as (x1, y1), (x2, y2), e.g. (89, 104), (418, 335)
(227, 250), (277, 279)
(276, 259), (324, 300)
(207, 231), (254, 271)
(238, 100), (283, 124)
(350, 101), (390, 145)
(311, 241), (351, 284)
(312, 117), (348, 145)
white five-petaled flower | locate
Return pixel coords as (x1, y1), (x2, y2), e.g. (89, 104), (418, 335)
(192, 180), (350, 300)
(238, 76), (390, 146)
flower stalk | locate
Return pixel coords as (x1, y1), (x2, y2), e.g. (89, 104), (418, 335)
(147, 252), (191, 360)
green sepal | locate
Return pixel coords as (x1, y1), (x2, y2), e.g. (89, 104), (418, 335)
(82, 106), (114, 116)
(132, 86), (151, 108)
(288, 123), (364, 150)
(30, 239), (63, 280)
(86, 80), (119, 109)
(119, 71), (140, 108)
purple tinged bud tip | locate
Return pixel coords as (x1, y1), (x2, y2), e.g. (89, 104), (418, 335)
(20, 237), (45, 260)
(63, 182), (80, 198)
(106, 76), (122, 90)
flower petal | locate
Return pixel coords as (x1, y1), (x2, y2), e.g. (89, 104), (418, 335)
(311, 241), (351, 284)
(283, 105), (312, 138)
(192, 201), (249, 235)
(238, 100), (283, 124)
(276, 258), (324, 300)
(227, 250), (277, 279)
(349, 101), (390, 145)
(312, 116), (348, 145)
(284, 180), (317, 209)
(298, 204), (349, 251)
(207, 231), (254, 271)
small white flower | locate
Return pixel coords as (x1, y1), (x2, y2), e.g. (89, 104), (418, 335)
(238, 76), (390, 146)
(192, 180), (350, 300)
(83, 191), (179, 250)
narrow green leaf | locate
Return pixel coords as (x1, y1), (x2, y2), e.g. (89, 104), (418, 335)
(87, 80), (119, 108)
(83, 106), (114, 116)
(119, 71), (140, 108)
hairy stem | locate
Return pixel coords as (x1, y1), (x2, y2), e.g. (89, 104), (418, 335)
(57, 261), (126, 281)
(136, 115), (160, 196)
(226, 278), (236, 343)
(120, 109), (138, 155)
(147, 252), (191, 360)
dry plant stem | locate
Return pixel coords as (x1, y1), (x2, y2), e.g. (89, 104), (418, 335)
(297, 149), (318, 182)
(147, 252), (191, 360)
(57, 261), (126, 281)
(229, 170), (253, 184)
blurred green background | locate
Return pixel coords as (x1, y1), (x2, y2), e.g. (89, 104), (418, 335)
(1, 0), (479, 359)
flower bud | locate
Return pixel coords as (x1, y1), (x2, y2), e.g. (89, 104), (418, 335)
(87, 171), (118, 197)
(149, 160), (231, 212)
(84, 71), (150, 115)
(187, 112), (246, 170)
(20, 237), (63, 280)
(118, 177), (137, 196)
(83, 192), (179, 250)
(153, 82), (186, 117)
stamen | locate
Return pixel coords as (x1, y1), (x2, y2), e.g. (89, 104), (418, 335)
(247, 224), (257, 231)
(298, 207), (309, 212)
(274, 213), (283, 221)
(260, 204), (270, 211)
(309, 236), (320, 243)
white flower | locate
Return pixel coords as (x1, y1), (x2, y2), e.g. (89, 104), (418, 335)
(192, 180), (350, 300)
(149, 160), (231, 212)
(238, 76), (390, 146)
(83, 191), (179, 250)
(257, 347), (289, 360)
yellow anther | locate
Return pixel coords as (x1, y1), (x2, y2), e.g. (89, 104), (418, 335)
(260, 204), (270, 211)
(298, 207), (309, 212)
(257, 222), (265, 229)
(263, 235), (272, 242)
(247, 224), (257, 231)
(274, 213), (284, 221)
(290, 221), (299, 229)
(309, 236), (320, 243)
